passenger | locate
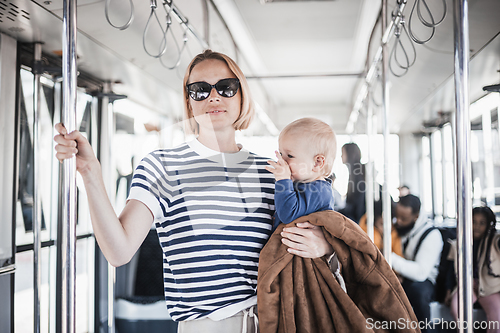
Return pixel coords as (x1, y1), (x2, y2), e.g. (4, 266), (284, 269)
(265, 117), (337, 231)
(448, 206), (500, 333)
(391, 194), (443, 333)
(53, 49), (335, 333)
(338, 142), (366, 223)
(359, 199), (403, 256)
(398, 184), (411, 197)
(327, 173), (345, 211)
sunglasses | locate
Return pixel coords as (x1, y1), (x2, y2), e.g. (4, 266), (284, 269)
(186, 78), (240, 101)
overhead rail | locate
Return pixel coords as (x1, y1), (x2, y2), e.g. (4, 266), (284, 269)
(245, 72), (363, 79)
(105, 0), (208, 70)
(346, 0), (407, 134)
(347, 0), (448, 133)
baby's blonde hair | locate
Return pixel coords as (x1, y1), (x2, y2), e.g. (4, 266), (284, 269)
(279, 117), (337, 177)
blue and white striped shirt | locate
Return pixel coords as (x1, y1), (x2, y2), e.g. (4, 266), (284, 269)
(128, 139), (275, 321)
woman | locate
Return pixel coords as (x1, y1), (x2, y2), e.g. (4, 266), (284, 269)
(338, 142), (366, 223)
(54, 49), (333, 333)
(449, 206), (500, 332)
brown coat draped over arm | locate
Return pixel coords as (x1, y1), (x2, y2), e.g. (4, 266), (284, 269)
(257, 210), (420, 333)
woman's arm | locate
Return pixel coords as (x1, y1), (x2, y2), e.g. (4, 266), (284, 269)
(54, 123), (153, 266)
(280, 222), (333, 258)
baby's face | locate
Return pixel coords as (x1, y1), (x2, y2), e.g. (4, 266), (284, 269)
(278, 133), (323, 182)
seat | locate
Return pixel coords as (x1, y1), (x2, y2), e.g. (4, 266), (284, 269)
(115, 229), (178, 333)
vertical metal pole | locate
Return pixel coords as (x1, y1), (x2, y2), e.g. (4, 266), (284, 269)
(61, 0), (78, 332)
(366, 91), (375, 242)
(453, 0), (473, 332)
(381, 0), (392, 264)
(441, 128), (448, 219)
(33, 41), (43, 333)
(428, 133), (437, 218)
(100, 83), (116, 333)
(482, 111), (495, 208)
(373, 113), (380, 202)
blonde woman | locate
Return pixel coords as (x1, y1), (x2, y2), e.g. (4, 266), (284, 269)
(54, 49), (334, 333)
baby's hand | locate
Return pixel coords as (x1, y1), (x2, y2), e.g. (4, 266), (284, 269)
(265, 150), (292, 181)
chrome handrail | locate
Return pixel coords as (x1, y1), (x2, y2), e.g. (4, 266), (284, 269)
(61, 0), (78, 332)
(453, 0), (473, 332)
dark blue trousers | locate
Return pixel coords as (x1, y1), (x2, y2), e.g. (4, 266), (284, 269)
(402, 278), (436, 333)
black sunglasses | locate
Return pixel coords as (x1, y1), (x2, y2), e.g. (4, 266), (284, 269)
(186, 78), (240, 101)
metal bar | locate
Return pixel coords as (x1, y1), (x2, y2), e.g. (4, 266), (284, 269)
(381, 0), (392, 265)
(366, 91), (375, 242)
(0, 265), (16, 275)
(246, 73), (363, 79)
(441, 128), (448, 218)
(100, 82), (116, 333)
(32, 41), (43, 333)
(346, 0), (407, 133)
(428, 133), (437, 218)
(453, 0), (473, 332)
(61, 0), (78, 332)
(107, 264), (116, 333)
(202, 0), (209, 43)
(163, 1), (209, 49)
(482, 110), (495, 208)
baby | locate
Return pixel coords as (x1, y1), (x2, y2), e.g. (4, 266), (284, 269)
(266, 117), (337, 230)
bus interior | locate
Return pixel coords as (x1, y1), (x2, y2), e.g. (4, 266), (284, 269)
(0, 0), (499, 332)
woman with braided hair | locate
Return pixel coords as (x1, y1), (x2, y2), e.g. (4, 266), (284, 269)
(448, 206), (500, 332)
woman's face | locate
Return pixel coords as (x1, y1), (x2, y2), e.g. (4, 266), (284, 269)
(187, 59), (242, 135)
(341, 147), (347, 164)
(473, 212), (489, 240)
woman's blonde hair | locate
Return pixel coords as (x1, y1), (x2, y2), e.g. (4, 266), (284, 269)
(280, 117), (337, 177)
(182, 50), (255, 135)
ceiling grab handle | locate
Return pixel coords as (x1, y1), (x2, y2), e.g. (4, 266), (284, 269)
(104, 0), (134, 30)
(388, 17), (417, 78)
(407, 0), (446, 44)
(61, 0), (78, 332)
(345, 0), (407, 134)
(159, 1), (188, 71)
(33, 41), (43, 333)
(165, 0), (208, 49)
(453, 0), (473, 332)
(143, 0), (169, 58)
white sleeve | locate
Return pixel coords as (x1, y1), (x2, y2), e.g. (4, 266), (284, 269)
(392, 229), (443, 282)
(127, 153), (165, 219)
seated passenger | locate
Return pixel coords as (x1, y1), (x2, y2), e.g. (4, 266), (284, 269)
(448, 206), (500, 332)
(391, 194), (443, 333)
(359, 199), (403, 256)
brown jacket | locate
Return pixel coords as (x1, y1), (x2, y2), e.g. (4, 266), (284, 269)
(257, 210), (419, 333)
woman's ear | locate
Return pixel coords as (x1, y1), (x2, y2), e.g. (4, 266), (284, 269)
(313, 154), (326, 171)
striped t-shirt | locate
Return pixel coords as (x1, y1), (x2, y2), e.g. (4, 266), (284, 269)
(128, 139), (275, 321)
